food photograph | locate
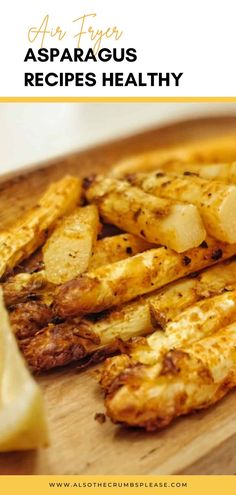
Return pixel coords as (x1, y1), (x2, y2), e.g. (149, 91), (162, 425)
(0, 103), (236, 475)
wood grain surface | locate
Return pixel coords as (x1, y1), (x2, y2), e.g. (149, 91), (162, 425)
(0, 116), (236, 475)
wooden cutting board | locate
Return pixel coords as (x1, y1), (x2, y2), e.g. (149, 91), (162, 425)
(0, 116), (236, 475)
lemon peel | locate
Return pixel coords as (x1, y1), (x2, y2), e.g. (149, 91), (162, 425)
(0, 289), (48, 451)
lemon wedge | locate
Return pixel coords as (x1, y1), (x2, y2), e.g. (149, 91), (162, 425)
(0, 288), (48, 451)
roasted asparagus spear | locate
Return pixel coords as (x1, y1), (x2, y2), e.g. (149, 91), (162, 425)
(102, 311), (236, 430)
(84, 175), (205, 252)
(54, 238), (236, 317)
(112, 134), (236, 177)
(0, 176), (82, 278)
(158, 161), (236, 183)
(101, 287), (236, 388)
(127, 172), (236, 243)
(2, 233), (154, 307)
(20, 258), (236, 372)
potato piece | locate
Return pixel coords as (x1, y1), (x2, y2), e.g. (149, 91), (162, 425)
(54, 237), (236, 317)
(128, 172), (236, 243)
(112, 134), (236, 177)
(84, 175), (205, 252)
(104, 322), (236, 430)
(0, 176), (81, 278)
(161, 161), (236, 182)
(43, 205), (100, 284)
(89, 233), (154, 270)
(21, 258), (236, 372)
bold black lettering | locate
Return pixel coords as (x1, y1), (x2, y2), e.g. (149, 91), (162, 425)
(112, 48), (125, 62)
(85, 72), (96, 86)
(38, 48), (49, 62)
(115, 73), (124, 85)
(171, 72), (183, 86)
(74, 48), (84, 62)
(158, 73), (170, 86)
(60, 48), (73, 62)
(24, 72), (35, 85)
(147, 73), (158, 86)
(98, 48), (112, 62)
(125, 73), (138, 86)
(65, 73), (75, 86)
(35, 73), (44, 86)
(50, 48), (60, 61)
(126, 48), (137, 62)
(84, 48), (97, 62)
(24, 48), (37, 62)
(45, 73), (58, 86)
(102, 72), (114, 85)
(74, 73), (84, 85)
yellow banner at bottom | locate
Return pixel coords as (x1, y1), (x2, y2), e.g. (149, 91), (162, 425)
(0, 476), (235, 495)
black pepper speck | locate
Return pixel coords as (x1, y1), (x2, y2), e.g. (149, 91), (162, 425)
(211, 249), (223, 261)
(182, 255), (191, 266)
(126, 246), (133, 254)
(199, 240), (208, 248)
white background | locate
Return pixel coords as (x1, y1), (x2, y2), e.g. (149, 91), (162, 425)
(1, 1), (236, 175)
(1, 102), (236, 175)
(1, 0), (236, 96)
